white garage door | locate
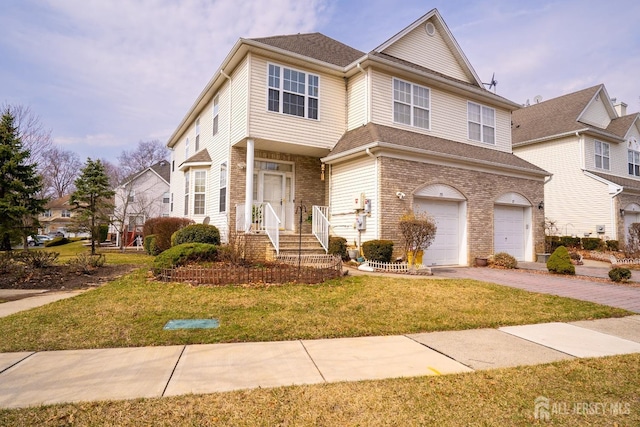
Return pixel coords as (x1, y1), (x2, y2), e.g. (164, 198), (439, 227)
(494, 205), (525, 260)
(415, 199), (460, 266)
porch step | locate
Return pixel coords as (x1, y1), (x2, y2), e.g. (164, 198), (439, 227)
(276, 234), (327, 256)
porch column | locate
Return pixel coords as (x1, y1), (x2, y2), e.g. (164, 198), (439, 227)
(244, 139), (255, 232)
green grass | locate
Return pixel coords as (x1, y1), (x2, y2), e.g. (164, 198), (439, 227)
(0, 270), (629, 352)
(32, 240), (154, 266)
(1, 354), (638, 426)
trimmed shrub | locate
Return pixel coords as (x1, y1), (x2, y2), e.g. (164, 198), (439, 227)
(44, 237), (70, 247)
(328, 236), (348, 261)
(609, 267), (632, 282)
(143, 217), (194, 253)
(582, 237), (604, 251)
(152, 243), (219, 273)
(606, 240), (619, 252)
(144, 234), (159, 256)
(559, 236), (581, 249)
(491, 252), (517, 269)
(547, 246), (575, 275)
(362, 239), (394, 263)
(172, 224), (221, 246)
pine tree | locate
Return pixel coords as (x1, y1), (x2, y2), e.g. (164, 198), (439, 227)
(0, 109), (46, 251)
(70, 158), (115, 255)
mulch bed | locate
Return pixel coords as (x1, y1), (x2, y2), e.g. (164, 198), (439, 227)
(0, 264), (137, 291)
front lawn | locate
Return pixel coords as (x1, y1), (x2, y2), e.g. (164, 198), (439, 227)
(0, 270), (629, 352)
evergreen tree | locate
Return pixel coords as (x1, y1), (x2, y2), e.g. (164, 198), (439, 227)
(70, 158), (115, 255)
(0, 109), (46, 251)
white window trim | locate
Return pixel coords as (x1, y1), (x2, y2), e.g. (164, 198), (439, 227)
(195, 118), (200, 152)
(392, 77), (431, 130)
(184, 171), (190, 216)
(266, 62), (320, 120)
(185, 137), (190, 160)
(212, 95), (219, 136)
(467, 101), (496, 145)
(628, 149), (640, 177)
(595, 140), (610, 171)
(219, 161), (228, 213)
(193, 170), (206, 216)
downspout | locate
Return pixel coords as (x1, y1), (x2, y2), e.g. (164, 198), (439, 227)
(365, 148), (378, 239)
(611, 184), (623, 241)
(576, 132), (585, 170)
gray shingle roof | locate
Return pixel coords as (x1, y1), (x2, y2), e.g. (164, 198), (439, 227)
(250, 33), (365, 67)
(182, 149), (212, 165)
(606, 114), (639, 138)
(512, 85), (602, 145)
(589, 171), (640, 193)
(329, 123), (547, 175)
(150, 160), (170, 183)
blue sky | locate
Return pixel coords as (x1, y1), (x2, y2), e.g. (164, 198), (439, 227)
(1, 0), (639, 162)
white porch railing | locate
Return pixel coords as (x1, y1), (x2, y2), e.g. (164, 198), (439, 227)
(312, 205), (329, 253)
(263, 203), (280, 255)
(235, 202), (280, 254)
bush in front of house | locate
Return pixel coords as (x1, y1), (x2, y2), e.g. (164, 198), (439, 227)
(547, 246), (575, 275)
(171, 224), (221, 246)
(582, 237), (604, 251)
(328, 236), (349, 261)
(490, 252), (518, 269)
(144, 234), (160, 256)
(608, 267), (632, 282)
(559, 236), (581, 249)
(606, 240), (619, 251)
(152, 243), (220, 273)
(362, 239), (394, 263)
(21, 250), (60, 269)
(143, 217), (194, 253)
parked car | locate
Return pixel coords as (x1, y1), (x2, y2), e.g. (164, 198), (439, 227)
(27, 235), (54, 246)
(48, 231), (65, 238)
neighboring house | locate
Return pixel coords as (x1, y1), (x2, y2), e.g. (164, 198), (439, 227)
(512, 84), (640, 245)
(38, 195), (74, 236)
(112, 160), (171, 246)
(166, 9), (548, 265)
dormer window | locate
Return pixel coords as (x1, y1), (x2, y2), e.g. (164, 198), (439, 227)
(268, 63), (319, 120)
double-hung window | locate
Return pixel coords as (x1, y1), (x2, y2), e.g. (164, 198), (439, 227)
(195, 118), (200, 151)
(212, 95), (219, 136)
(468, 102), (495, 144)
(184, 172), (190, 216)
(185, 137), (190, 159)
(219, 162), (227, 213)
(393, 78), (430, 129)
(629, 150), (640, 176)
(61, 209), (71, 218)
(268, 64), (319, 120)
(193, 171), (206, 215)
(595, 140), (610, 170)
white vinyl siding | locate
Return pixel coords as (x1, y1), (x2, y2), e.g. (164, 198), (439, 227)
(393, 78), (430, 130)
(580, 93), (613, 128)
(381, 19), (472, 83)
(347, 72), (367, 130)
(594, 140), (610, 170)
(329, 157), (378, 245)
(515, 137), (613, 239)
(250, 55), (345, 151)
(370, 70), (512, 152)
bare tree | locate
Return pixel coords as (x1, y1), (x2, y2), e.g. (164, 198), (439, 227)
(117, 140), (169, 180)
(1, 103), (53, 166)
(40, 146), (82, 198)
(101, 158), (122, 189)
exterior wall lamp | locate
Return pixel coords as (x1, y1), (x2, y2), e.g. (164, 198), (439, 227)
(620, 209), (625, 217)
(537, 201), (544, 210)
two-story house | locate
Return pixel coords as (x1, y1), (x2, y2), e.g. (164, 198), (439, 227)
(167, 9), (548, 265)
(512, 85), (640, 246)
(39, 195), (74, 236)
(111, 160), (171, 247)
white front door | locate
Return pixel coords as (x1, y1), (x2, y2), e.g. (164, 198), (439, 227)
(494, 205), (525, 260)
(415, 199), (461, 266)
(262, 172), (285, 229)
(624, 212), (640, 243)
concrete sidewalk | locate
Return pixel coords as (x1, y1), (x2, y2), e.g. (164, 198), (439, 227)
(1, 316), (639, 409)
(0, 290), (86, 318)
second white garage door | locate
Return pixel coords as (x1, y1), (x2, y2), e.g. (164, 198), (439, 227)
(494, 205), (525, 261)
(415, 199), (461, 266)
